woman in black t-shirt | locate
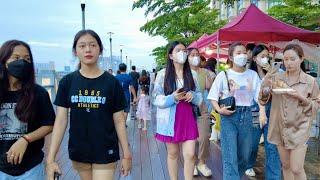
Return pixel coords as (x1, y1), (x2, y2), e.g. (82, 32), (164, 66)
(0, 40), (55, 179)
(46, 30), (132, 180)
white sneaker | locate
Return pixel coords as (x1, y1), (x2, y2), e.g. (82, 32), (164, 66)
(245, 168), (256, 177)
(259, 135), (264, 144)
(209, 129), (218, 141)
(197, 164), (212, 177)
(193, 167), (198, 176)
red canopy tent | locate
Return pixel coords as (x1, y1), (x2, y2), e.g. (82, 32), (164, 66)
(188, 33), (209, 48)
(189, 33), (229, 59)
(192, 4), (320, 50)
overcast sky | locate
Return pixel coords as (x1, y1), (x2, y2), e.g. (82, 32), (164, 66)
(0, 0), (166, 71)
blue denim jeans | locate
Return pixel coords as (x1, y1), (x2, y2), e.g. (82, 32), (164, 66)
(220, 106), (252, 180)
(248, 102), (281, 180)
(0, 163), (44, 180)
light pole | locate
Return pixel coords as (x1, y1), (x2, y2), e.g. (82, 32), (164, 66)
(120, 45), (124, 63)
(81, 0), (86, 30)
(129, 59), (132, 70)
(126, 55), (128, 66)
(107, 32), (114, 62)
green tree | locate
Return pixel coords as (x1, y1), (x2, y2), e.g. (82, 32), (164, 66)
(133, 0), (225, 67)
(218, 0), (320, 30)
(268, 0), (320, 30)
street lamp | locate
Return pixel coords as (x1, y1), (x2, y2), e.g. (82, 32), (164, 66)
(107, 32), (114, 62)
(120, 45), (124, 63)
(129, 59), (132, 70)
(81, 0), (86, 30)
(126, 55), (128, 66)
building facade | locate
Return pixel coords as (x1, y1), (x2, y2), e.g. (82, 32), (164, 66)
(35, 61), (57, 101)
(211, 0), (283, 20)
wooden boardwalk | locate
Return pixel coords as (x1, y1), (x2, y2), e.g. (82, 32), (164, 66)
(44, 109), (320, 180)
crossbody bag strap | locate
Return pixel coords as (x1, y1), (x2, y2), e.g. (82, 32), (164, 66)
(224, 71), (231, 92)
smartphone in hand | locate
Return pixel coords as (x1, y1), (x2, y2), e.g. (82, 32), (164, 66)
(272, 62), (282, 68)
(177, 88), (185, 93)
(54, 172), (61, 180)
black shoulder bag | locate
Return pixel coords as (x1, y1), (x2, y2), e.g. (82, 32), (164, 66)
(218, 71), (236, 111)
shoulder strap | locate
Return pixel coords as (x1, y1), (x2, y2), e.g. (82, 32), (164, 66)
(224, 71), (231, 92)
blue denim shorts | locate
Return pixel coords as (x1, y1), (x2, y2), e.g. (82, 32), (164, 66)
(0, 163), (44, 180)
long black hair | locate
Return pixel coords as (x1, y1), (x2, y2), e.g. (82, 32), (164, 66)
(250, 44), (269, 74)
(0, 40), (36, 123)
(164, 41), (195, 95)
(72, 29), (103, 69)
(187, 48), (199, 56)
(205, 58), (217, 74)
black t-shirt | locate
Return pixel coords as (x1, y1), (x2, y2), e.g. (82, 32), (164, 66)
(139, 76), (150, 86)
(54, 71), (126, 164)
(129, 71), (139, 88)
(0, 85), (55, 176)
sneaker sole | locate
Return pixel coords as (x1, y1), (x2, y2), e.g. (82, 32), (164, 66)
(197, 167), (212, 178)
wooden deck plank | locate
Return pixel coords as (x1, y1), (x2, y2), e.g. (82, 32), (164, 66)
(130, 120), (142, 180)
(208, 142), (223, 180)
(146, 116), (166, 180)
(148, 136), (166, 180)
(156, 137), (171, 180)
(140, 131), (153, 180)
(61, 160), (76, 180)
(43, 108), (320, 180)
(114, 118), (135, 180)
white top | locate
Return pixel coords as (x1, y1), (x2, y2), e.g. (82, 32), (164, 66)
(207, 69), (261, 107)
(176, 78), (184, 89)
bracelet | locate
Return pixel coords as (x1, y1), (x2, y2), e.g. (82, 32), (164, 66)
(22, 135), (31, 143)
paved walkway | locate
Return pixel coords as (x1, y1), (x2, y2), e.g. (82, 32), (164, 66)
(44, 109), (320, 180)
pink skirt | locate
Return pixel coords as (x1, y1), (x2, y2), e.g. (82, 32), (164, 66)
(155, 101), (199, 143)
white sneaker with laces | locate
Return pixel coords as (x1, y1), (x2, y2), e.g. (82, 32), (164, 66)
(197, 164), (212, 177)
(245, 168), (256, 177)
(259, 135), (264, 144)
(193, 167), (198, 176)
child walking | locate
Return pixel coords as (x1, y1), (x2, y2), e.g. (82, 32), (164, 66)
(136, 86), (151, 131)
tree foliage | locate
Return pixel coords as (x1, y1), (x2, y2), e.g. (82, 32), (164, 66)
(218, 0), (320, 30)
(268, 0), (320, 30)
(133, 0), (225, 67)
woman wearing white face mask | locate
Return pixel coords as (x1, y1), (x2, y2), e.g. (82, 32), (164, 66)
(245, 45), (281, 179)
(153, 41), (202, 180)
(250, 45), (272, 79)
(187, 48), (215, 177)
(207, 42), (262, 180)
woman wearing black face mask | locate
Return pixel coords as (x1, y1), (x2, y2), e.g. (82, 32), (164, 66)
(0, 40), (55, 180)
